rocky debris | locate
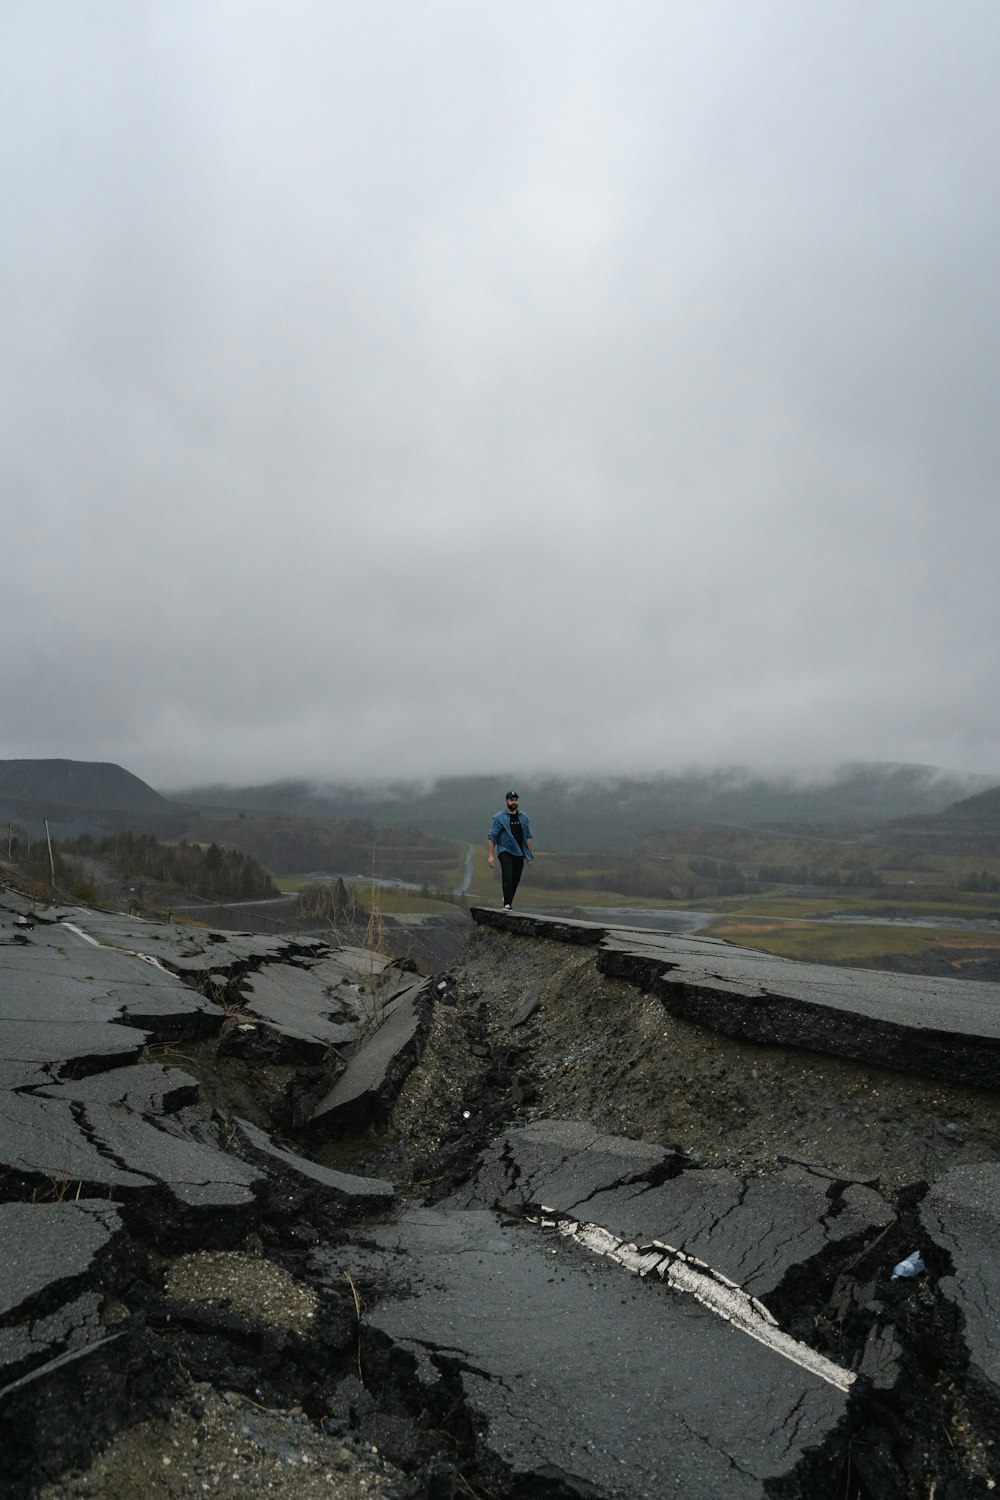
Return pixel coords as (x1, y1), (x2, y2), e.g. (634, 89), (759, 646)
(35, 1384), (406, 1500)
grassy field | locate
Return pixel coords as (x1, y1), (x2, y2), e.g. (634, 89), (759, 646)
(695, 888), (1000, 920)
(701, 912), (1000, 969)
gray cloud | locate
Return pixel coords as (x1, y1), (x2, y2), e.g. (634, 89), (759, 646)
(2, 0), (999, 789)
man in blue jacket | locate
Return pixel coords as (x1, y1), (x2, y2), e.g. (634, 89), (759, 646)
(487, 790), (534, 910)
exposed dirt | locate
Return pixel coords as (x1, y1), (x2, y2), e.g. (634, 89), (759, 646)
(31, 924), (1000, 1500)
(363, 927), (1000, 1196)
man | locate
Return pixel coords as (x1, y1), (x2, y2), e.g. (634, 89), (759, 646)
(487, 790), (534, 910)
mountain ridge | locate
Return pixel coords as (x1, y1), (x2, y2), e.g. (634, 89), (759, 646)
(173, 763), (995, 853)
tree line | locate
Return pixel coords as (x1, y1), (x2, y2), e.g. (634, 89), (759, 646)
(57, 831), (279, 902)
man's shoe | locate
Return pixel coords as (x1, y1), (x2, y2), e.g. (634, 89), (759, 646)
(503, 903), (511, 911)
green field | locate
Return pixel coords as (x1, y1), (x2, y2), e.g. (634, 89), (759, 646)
(702, 912), (1000, 970)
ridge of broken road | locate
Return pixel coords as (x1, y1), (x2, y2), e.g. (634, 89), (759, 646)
(470, 905), (1000, 1090)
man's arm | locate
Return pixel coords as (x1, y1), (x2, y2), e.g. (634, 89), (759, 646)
(487, 837), (496, 868)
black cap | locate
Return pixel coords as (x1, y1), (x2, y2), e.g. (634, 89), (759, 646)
(505, 790), (519, 798)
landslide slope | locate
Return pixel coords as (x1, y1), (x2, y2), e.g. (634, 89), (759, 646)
(367, 925), (1000, 1197)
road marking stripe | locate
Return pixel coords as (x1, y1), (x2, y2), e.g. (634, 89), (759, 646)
(541, 1209), (856, 1393)
(61, 921), (173, 974)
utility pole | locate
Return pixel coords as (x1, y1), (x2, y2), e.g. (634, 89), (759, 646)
(44, 820), (56, 890)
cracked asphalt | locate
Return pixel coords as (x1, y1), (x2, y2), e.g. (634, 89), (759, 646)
(7, 893), (1000, 1498)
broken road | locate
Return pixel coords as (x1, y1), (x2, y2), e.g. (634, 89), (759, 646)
(3, 887), (1000, 1498)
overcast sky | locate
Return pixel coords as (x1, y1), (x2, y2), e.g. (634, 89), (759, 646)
(2, 1), (999, 791)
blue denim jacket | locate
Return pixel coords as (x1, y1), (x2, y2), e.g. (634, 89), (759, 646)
(488, 809), (533, 860)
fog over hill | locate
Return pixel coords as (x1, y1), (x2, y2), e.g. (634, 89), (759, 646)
(177, 762), (993, 854)
(5, 758), (995, 860)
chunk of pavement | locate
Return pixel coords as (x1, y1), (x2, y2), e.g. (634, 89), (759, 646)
(575, 1160), (895, 1299)
(295, 947), (392, 1008)
(233, 1117), (394, 1215)
(237, 966), (359, 1060)
(308, 977), (433, 1136)
(922, 1162), (1000, 1396)
(447, 1117), (674, 1212)
(57, 909), (327, 975)
(75, 1103), (261, 1209)
(0, 1201), (125, 1332)
(363, 1205), (849, 1500)
(0, 1093), (155, 1191)
(457, 1121), (894, 1300)
(38, 1062), (200, 1114)
(0, 1019), (146, 1088)
(0, 1092), (261, 1213)
(598, 927), (1000, 1089)
(6, 922), (222, 1041)
(469, 906), (607, 944)
(0, 948), (218, 1083)
(0, 1201), (129, 1392)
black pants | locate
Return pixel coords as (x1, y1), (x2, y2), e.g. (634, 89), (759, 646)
(498, 852), (525, 907)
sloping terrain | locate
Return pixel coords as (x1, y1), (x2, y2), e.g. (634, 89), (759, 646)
(0, 759), (185, 841)
(0, 760), (171, 812)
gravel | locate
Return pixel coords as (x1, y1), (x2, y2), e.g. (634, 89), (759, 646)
(37, 1385), (405, 1500)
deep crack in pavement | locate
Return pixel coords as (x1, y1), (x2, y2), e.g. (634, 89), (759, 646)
(3, 891), (1000, 1497)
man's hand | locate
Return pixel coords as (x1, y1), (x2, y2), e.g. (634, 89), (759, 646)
(487, 852), (495, 868)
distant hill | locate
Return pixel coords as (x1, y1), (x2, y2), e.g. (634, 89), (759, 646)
(0, 759), (170, 811)
(0, 759), (462, 884)
(179, 808), (460, 883)
(0, 758), (182, 840)
(935, 784), (1000, 825)
(173, 763), (992, 854)
(881, 782), (1000, 855)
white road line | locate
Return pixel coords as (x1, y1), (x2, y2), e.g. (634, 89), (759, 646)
(541, 1210), (856, 1393)
(60, 921), (173, 974)
(61, 921), (103, 948)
